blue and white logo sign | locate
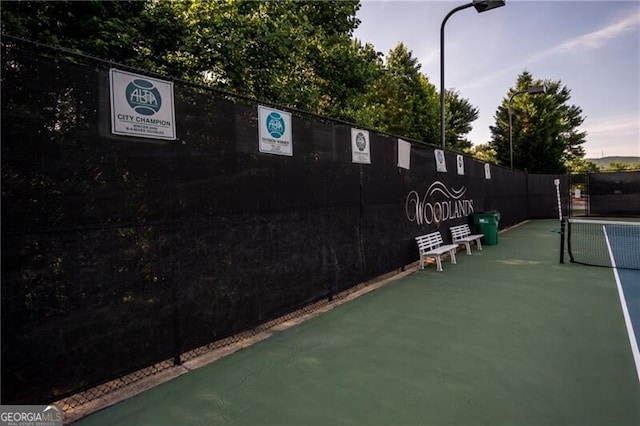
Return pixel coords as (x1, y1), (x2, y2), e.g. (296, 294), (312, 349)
(266, 112), (285, 138)
(258, 106), (293, 156)
(109, 69), (176, 140)
(125, 79), (162, 116)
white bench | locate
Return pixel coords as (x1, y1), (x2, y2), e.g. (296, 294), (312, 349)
(450, 224), (484, 255)
(415, 232), (458, 272)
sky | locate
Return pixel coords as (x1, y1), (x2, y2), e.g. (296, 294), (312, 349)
(352, 0), (640, 159)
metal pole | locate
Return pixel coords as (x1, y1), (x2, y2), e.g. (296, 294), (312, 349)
(508, 105), (513, 170)
(440, 3), (473, 149)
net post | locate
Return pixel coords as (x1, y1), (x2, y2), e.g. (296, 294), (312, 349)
(566, 219), (574, 263)
(555, 178), (565, 264)
(559, 218), (565, 264)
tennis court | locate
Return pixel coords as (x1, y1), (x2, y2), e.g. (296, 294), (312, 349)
(75, 219), (640, 425)
(566, 217), (640, 383)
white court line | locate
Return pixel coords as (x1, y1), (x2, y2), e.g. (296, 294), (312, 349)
(603, 225), (640, 383)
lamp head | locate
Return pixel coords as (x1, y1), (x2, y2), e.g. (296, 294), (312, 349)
(527, 85), (546, 95)
(472, 0), (506, 13)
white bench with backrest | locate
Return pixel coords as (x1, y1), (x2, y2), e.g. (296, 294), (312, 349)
(414, 231), (458, 272)
(450, 224), (484, 255)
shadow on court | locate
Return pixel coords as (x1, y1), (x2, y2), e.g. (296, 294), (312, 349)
(75, 220), (640, 425)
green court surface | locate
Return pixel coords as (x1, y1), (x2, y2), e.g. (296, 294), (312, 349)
(76, 220), (640, 425)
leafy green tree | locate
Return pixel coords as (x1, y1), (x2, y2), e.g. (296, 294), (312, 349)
(1, 0), (150, 61)
(2, 0), (363, 113)
(349, 43), (439, 144)
(565, 158), (599, 174)
(489, 71), (587, 173)
(321, 40), (385, 121)
(418, 74), (441, 145)
(139, 0), (363, 110)
(465, 143), (498, 164)
(602, 162), (640, 172)
(445, 90), (479, 152)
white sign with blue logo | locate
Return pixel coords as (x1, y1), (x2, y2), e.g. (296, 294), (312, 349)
(109, 69), (176, 140)
(258, 105), (293, 156)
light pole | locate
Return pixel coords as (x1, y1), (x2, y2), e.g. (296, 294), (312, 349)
(508, 85), (545, 169)
(440, 0), (505, 149)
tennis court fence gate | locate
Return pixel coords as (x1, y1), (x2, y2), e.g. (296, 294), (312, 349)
(569, 172), (640, 217)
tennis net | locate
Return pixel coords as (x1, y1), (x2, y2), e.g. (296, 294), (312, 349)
(566, 218), (640, 270)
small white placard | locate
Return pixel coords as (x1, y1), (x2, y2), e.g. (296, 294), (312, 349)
(351, 128), (371, 164)
(397, 138), (411, 170)
(434, 149), (447, 172)
(257, 105), (293, 156)
(484, 163), (492, 179)
(110, 68), (176, 140)
(456, 154), (465, 175)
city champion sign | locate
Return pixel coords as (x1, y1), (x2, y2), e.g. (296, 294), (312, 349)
(109, 69), (176, 140)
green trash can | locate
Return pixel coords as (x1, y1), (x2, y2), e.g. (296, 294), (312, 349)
(472, 211), (500, 245)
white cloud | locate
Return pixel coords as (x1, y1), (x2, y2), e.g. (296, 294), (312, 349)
(460, 12), (640, 89)
(583, 114), (640, 135)
(547, 13), (639, 54)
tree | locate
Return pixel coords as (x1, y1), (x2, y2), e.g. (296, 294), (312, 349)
(418, 74), (441, 145)
(321, 39), (385, 122)
(489, 71), (587, 173)
(1, 0), (363, 113)
(465, 143), (498, 164)
(602, 162), (640, 172)
(445, 90), (479, 152)
(137, 0), (364, 111)
(565, 158), (599, 174)
(349, 43), (440, 144)
(1, 1), (150, 62)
